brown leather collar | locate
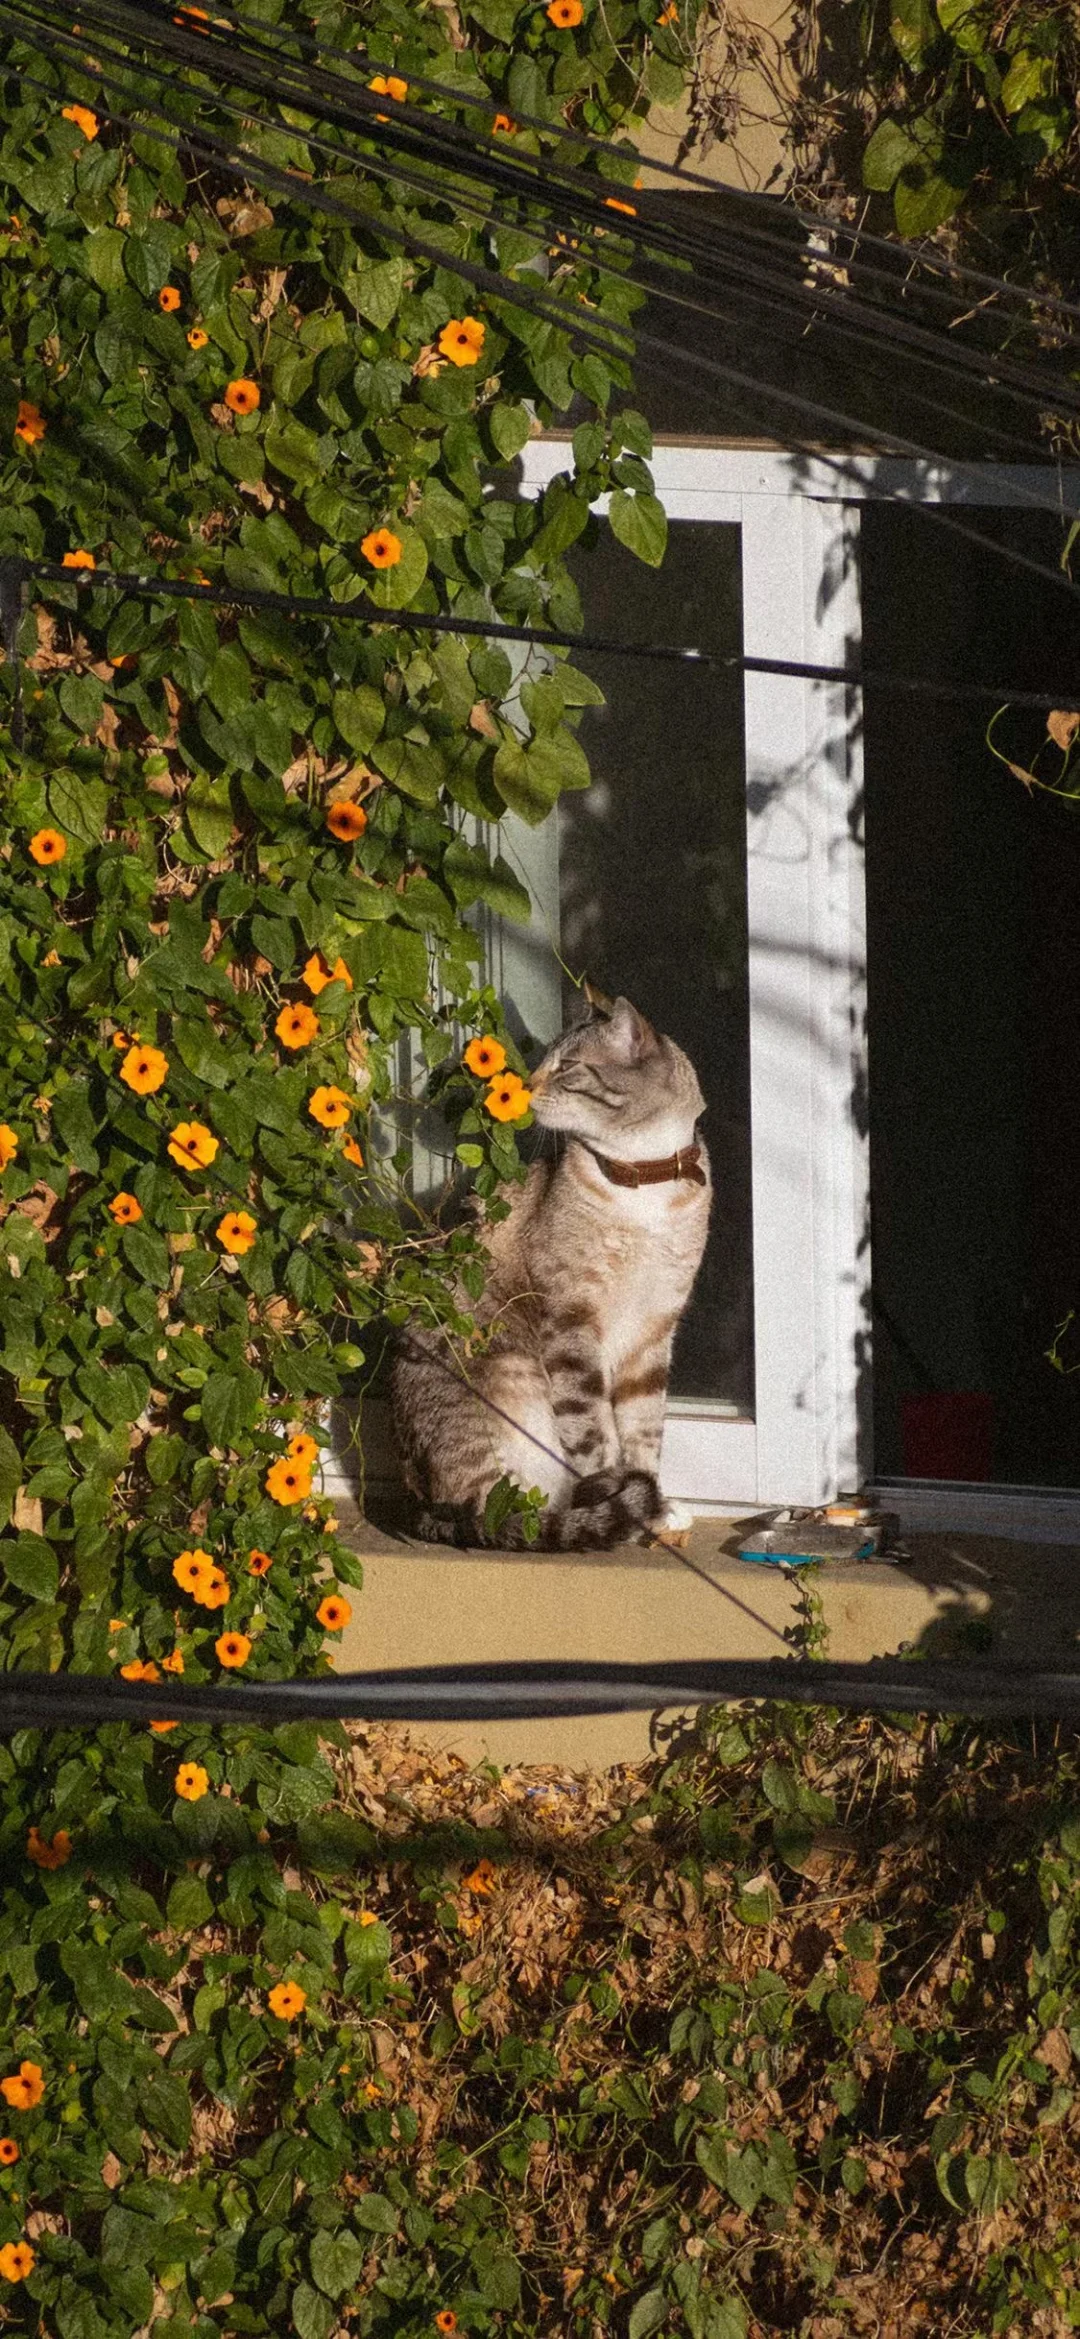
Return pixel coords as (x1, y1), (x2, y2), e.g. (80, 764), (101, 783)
(590, 1141), (707, 1190)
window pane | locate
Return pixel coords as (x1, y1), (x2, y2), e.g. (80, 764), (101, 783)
(561, 520), (754, 1410)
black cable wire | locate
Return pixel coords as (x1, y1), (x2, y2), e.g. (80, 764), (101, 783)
(138, 16), (1080, 430)
(15, 558), (1080, 712)
(6, 16), (1080, 530)
(10, 17), (1080, 631)
(2, 1655), (1080, 1727)
(9, 19), (1080, 634)
(20, 0), (1080, 446)
(85, 0), (1080, 340)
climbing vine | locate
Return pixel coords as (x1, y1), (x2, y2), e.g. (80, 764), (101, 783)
(0, 1), (688, 2327)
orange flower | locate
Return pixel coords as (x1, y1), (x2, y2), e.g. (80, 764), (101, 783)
(224, 378), (260, 415)
(0, 2063), (43, 2112)
(187, 326), (209, 349)
(308, 1085), (351, 1129)
(167, 1120), (219, 1171)
(247, 1548), (273, 1577)
(158, 285), (181, 312)
(120, 1042), (168, 1095)
(62, 102), (98, 138)
(28, 829), (66, 866)
(172, 1549), (214, 1594)
(463, 1858), (497, 1895)
(216, 1209), (257, 1255)
(604, 196), (638, 217)
(175, 1763), (209, 1802)
(288, 1433), (320, 1467)
(368, 73), (408, 101)
(342, 1135), (364, 1168)
(26, 1825), (71, 1870)
(61, 548), (96, 570)
(275, 1001), (319, 1050)
(108, 1192), (142, 1224)
(112, 1028), (139, 1049)
(437, 317), (486, 368)
(485, 1075), (532, 1122)
(464, 1035), (507, 1079)
(149, 1720), (178, 1734)
(357, 1910), (379, 1927)
(435, 2315), (458, 2335)
(316, 1593), (352, 1632)
(657, 1), (678, 17)
(107, 1619), (126, 1632)
(0, 2140), (19, 2166)
(215, 1631), (251, 1668)
(193, 1567), (230, 1610)
(546, 0), (583, 19)
(265, 1457), (312, 1506)
(326, 801), (368, 843)
(161, 1647), (185, 1673)
(14, 401), (45, 445)
(120, 1659), (160, 1683)
(268, 1980), (306, 2018)
(0, 2241), (34, 2282)
(360, 526), (402, 569)
(174, 4), (210, 25)
(492, 113), (517, 133)
(302, 951), (352, 995)
(0, 1128), (18, 1172)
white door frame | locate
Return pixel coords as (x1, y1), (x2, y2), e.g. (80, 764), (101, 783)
(519, 443), (1080, 1516)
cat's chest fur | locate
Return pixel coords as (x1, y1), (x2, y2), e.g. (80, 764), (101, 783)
(493, 1143), (711, 1361)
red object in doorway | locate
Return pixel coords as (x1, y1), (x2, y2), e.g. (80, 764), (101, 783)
(901, 1392), (994, 1482)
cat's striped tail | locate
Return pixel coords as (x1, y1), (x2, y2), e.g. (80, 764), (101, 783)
(412, 1468), (663, 1553)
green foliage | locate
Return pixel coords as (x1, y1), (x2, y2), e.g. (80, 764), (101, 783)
(0, 0), (685, 2329)
(860, 0), (1077, 237)
(4, 1696), (1053, 2339)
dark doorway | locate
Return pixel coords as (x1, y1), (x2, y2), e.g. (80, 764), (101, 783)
(862, 501), (1080, 1485)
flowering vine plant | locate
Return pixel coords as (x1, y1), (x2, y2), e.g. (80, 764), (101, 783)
(0, 0), (686, 2329)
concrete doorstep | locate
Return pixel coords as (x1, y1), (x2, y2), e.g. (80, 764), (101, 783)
(330, 1512), (1080, 1771)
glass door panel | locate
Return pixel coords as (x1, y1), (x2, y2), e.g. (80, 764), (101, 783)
(560, 520), (754, 1412)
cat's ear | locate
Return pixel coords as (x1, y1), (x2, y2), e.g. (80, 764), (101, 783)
(583, 979), (614, 1018)
(605, 997), (656, 1062)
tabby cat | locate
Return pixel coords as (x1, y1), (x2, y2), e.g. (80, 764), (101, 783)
(391, 996), (711, 1548)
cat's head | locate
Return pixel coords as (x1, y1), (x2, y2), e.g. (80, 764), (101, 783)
(529, 996), (704, 1153)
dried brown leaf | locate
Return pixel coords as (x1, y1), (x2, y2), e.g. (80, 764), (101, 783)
(254, 266), (289, 323)
(328, 763), (380, 803)
(1039, 2024), (1072, 2078)
(1047, 708), (1080, 751)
